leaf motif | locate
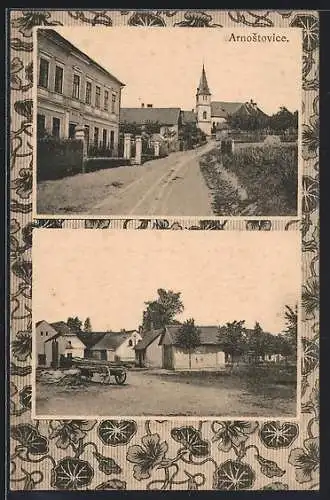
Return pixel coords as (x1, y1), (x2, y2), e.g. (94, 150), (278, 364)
(10, 38), (33, 52)
(256, 455), (285, 478)
(10, 362), (32, 377)
(259, 422), (299, 449)
(96, 478), (127, 490)
(171, 426), (210, 456)
(93, 451), (122, 475)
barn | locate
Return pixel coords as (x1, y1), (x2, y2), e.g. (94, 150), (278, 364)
(159, 325), (226, 370)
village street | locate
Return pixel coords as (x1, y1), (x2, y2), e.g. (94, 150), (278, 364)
(37, 141), (216, 216)
(36, 368), (296, 418)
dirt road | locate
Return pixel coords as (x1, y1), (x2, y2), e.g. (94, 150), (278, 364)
(35, 369), (296, 418)
(37, 142), (215, 216)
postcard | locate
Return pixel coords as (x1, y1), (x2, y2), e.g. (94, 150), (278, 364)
(9, 9), (319, 493)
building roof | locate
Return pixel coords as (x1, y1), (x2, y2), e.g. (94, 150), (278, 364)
(77, 332), (107, 348)
(38, 29), (125, 87)
(88, 331), (133, 351)
(120, 107), (181, 126)
(211, 101), (244, 118)
(181, 110), (197, 124)
(36, 320), (45, 327)
(50, 321), (75, 337)
(134, 329), (163, 351)
(162, 325), (221, 345)
(197, 65), (211, 96)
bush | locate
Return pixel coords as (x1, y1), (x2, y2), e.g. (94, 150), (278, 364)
(84, 158), (131, 172)
(88, 145), (114, 157)
(37, 137), (83, 181)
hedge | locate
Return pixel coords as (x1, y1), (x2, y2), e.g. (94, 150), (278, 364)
(37, 137), (83, 181)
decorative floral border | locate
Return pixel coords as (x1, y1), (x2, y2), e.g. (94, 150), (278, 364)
(9, 10), (319, 491)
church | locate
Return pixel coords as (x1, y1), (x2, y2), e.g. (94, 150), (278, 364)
(195, 65), (266, 136)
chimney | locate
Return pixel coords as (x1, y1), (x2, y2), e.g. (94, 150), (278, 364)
(147, 104), (153, 108)
(141, 103), (145, 108)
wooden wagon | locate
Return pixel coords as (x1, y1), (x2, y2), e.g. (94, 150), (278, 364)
(71, 357), (127, 385)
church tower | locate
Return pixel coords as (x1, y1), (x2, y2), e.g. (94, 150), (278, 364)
(196, 64), (212, 136)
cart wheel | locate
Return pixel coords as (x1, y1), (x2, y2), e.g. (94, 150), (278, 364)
(114, 371), (127, 385)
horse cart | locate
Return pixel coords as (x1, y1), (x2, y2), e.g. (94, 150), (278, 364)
(71, 358), (127, 385)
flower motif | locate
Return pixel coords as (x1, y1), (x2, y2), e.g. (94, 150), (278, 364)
(12, 259), (32, 284)
(10, 381), (18, 397)
(25, 62), (33, 82)
(288, 437), (319, 483)
(12, 168), (33, 200)
(171, 426), (210, 457)
(246, 220), (272, 231)
(175, 11), (221, 27)
(68, 10), (113, 26)
(11, 330), (32, 361)
(302, 176), (319, 214)
(302, 279), (319, 320)
(228, 11), (273, 27)
(14, 99), (33, 122)
(34, 219), (64, 229)
(11, 11), (62, 38)
(290, 15), (319, 52)
(22, 222), (33, 250)
(126, 433), (168, 481)
(128, 12), (166, 26)
(11, 57), (24, 90)
(93, 451), (122, 475)
(19, 385), (32, 409)
(11, 423), (49, 455)
(302, 337), (319, 376)
(51, 457), (94, 490)
(95, 479), (127, 490)
(211, 421), (258, 452)
(98, 420), (137, 446)
(49, 420), (96, 450)
(259, 422), (299, 449)
(213, 460), (255, 490)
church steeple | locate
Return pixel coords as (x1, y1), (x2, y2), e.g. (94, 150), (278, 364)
(197, 64), (211, 96)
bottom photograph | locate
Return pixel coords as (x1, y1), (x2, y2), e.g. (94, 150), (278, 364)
(32, 228), (300, 419)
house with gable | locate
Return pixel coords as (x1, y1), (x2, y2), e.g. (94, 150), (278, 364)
(37, 320), (86, 368)
(120, 106), (182, 142)
(84, 330), (142, 363)
(134, 329), (164, 368)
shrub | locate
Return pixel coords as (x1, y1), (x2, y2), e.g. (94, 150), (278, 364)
(37, 137), (83, 181)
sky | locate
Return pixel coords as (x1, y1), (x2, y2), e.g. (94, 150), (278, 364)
(33, 230), (300, 333)
(52, 27), (302, 115)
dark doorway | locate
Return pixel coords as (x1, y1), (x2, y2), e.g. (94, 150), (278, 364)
(51, 340), (59, 368)
(69, 123), (77, 139)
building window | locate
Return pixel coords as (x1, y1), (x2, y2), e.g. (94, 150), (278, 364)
(95, 86), (101, 108)
(38, 58), (49, 88)
(52, 117), (61, 138)
(85, 81), (92, 105)
(40, 332), (43, 336)
(104, 90), (109, 111)
(110, 130), (114, 149)
(37, 114), (46, 137)
(102, 129), (107, 147)
(94, 127), (99, 146)
(54, 65), (63, 93)
(203, 111), (207, 120)
(128, 339), (133, 347)
(69, 123), (76, 139)
(111, 93), (116, 113)
(72, 74), (80, 99)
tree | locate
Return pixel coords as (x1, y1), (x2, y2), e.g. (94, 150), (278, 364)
(83, 317), (92, 333)
(141, 288), (184, 331)
(217, 320), (246, 364)
(176, 318), (201, 369)
(67, 316), (82, 333)
(269, 107), (297, 132)
(282, 304), (298, 360)
(248, 322), (267, 362)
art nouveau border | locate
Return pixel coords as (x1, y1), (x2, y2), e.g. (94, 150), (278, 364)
(9, 9), (319, 491)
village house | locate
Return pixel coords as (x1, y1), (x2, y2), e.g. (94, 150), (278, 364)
(36, 321), (86, 368)
(134, 329), (164, 368)
(120, 106), (182, 143)
(159, 325), (226, 370)
(37, 29), (125, 154)
(84, 330), (142, 363)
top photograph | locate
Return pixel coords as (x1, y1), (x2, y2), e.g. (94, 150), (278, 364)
(34, 27), (302, 218)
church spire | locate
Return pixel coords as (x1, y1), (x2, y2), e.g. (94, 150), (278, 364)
(197, 64), (211, 96)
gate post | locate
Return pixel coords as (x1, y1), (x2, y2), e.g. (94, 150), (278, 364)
(74, 125), (87, 173)
(135, 135), (142, 165)
(154, 140), (160, 157)
(124, 133), (132, 160)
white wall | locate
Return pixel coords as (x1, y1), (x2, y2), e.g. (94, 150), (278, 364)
(173, 345), (226, 370)
(116, 331), (142, 362)
(145, 337), (162, 367)
(35, 321), (57, 361)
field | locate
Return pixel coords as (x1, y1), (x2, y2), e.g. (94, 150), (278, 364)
(199, 143), (298, 216)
